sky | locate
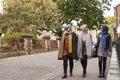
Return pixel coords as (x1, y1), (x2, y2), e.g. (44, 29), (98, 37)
(0, 0), (2, 13)
(104, 0), (120, 17)
(0, 0), (120, 17)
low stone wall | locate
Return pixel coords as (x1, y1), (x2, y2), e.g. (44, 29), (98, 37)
(50, 40), (58, 49)
(0, 38), (58, 59)
(0, 38), (58, 51)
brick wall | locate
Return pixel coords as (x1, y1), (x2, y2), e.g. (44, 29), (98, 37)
(50, 40), (58, 49)
(115, 4), (120, 27)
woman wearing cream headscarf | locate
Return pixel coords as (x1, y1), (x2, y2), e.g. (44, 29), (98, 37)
(77, 24), (93, 78)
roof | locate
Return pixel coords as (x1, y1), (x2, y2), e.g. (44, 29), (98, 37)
(114, 2), (120, 8)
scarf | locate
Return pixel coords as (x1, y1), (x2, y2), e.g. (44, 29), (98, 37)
(101, 24), (108, 50)
(77, 31), (92, 59)
(58, 31), (72, 59)
(101, 31), (108, 50)
(68, 34), (72, 53)
(64, 31), (72, 53)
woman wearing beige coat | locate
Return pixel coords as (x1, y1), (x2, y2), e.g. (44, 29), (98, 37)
(58, 25), (78, 79)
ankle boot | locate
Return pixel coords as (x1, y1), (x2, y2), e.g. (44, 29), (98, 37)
(101, 73), (105, 78)
(82, 71), (86, 78)
(98, 73), (102, 78)
(99, 73), (105, 78)
(70, 73), (73, 77)
(62, 74), (67, 79)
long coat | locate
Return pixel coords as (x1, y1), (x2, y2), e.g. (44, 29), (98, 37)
(77, 31), (93, 59)
(58, 32), (78, 60)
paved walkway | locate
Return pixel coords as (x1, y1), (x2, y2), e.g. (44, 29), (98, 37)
(0, 51), (110, 80)
(53, 58), (110, 80)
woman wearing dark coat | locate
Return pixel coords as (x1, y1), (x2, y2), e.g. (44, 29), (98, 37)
(94, 24), (112, 78)
(58, 25), (78, 79)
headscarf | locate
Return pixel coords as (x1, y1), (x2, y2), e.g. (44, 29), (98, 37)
(64, 24), (71, 30)
(80, 24), (87, 30)
(101, 24), (109, 50)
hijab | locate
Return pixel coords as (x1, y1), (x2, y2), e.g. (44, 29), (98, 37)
(101, 24), (109, 50)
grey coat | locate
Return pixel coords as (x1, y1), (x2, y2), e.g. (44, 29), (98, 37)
(77, 31), (92, 59)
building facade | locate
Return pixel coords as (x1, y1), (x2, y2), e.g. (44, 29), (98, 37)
(114, 3), (120, 39)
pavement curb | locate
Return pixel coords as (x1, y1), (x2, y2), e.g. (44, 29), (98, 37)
(107, 47), (120, 80)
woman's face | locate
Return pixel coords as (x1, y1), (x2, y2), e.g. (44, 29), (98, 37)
(101, 25), (108, 32)
(100, 26), (103, 31)
(82, 26), (88, 32)
(67, 27), (72, 32)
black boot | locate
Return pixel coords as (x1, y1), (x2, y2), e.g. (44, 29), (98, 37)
(101, 73), (105, 78)
(62, 74), (67, 79)
(82, 71), (86, 78)
(98, 73), (102, 78)
(99, 73), (105, 78)
(100, 57), (106, 78)
(70, 70), (73, 77)
(98, 58), (102, 78)
(70, 72), (73, 77)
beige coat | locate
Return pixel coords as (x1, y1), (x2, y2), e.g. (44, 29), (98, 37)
(58, 32), (78, 60)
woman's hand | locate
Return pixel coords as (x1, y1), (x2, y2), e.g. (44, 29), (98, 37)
(93, 48), (96, 51)
(108, 52), (112, 57)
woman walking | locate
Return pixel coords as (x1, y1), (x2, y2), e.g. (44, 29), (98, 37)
(94, 24), (112, 78)
(77, 24), (93, 78)
(58, 25), (78, 79)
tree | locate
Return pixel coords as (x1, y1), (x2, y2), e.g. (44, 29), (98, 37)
(104, 16), (115, 25)
(54, 0), (111, 29)
(0, 4), (34, 33)
(0, 0), (63, 37)
(104, 16), (115, 40)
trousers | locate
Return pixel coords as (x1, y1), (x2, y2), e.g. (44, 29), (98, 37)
(80, 55), (87, 73)
(98, 56), (107, 75)
(63, 55), (73, 75)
